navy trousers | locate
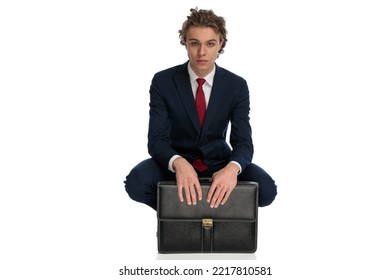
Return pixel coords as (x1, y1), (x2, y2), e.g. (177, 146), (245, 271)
(124, 158), (277, 210)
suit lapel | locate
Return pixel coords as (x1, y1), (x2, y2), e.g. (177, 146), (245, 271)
(174, 63), (201, 133)
(174, 63), (228, 135)
(202, 65), (228, 133)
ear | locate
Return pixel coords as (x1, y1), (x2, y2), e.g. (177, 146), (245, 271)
(218, 39), (224, 51)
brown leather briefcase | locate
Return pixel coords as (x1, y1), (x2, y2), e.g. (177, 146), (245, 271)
(157, 180), (259, 253)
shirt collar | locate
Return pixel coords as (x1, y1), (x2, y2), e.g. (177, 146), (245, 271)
(187, 63), (215, 87)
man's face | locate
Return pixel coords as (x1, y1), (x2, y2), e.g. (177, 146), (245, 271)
(185, 26), (223, 77)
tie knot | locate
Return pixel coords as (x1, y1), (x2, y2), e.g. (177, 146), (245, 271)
(196, 78), (206, 86)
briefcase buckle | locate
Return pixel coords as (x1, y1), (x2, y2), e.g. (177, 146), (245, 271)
(202, 218), (213, 229)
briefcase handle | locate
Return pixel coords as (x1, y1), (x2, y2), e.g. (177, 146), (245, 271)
(198, 177), (213, 183)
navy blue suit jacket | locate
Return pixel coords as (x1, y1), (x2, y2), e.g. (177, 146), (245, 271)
(147, 62), (254, 172)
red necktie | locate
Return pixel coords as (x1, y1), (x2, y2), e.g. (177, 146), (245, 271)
(195, 78), (206, 127)
(193, 78), (208, 172)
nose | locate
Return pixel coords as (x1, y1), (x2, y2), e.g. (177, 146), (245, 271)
(199, 44), (206, 56)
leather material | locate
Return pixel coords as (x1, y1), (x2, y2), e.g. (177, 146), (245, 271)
(157, 181), (258, 253)
(202, 224), (213, 252)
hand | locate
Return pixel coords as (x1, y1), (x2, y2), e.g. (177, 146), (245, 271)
(173, 157), (202, 205)
(207, 163), (239, 208)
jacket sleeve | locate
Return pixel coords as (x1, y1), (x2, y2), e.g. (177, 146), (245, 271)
(228, 80), (254, 171)
(147, 74), (177, 169)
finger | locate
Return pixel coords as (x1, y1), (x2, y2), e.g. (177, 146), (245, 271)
(220, 189), (233, 205)
(207, 182), (218, 202)
(189, 184), (197, 205)
(194, 181), (202, 200)
(184, 184), (192, 205)
(214, 188), (227, 208)
(210, 186), (223, 208)
(177, 184), (184, 202)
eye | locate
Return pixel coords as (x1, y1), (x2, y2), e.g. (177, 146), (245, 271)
(190, 41), (199, 46)
(208, 42), (215, 47)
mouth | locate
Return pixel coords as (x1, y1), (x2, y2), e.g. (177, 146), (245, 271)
(196, 59), (208, 64)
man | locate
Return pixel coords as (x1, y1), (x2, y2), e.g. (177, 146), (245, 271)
(124, 8), (277, 210)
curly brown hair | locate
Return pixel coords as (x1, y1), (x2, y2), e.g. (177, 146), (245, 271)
(178, 8), (228, 55)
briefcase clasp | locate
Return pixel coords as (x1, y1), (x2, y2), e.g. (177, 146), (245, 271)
(202, 218), (213, 229)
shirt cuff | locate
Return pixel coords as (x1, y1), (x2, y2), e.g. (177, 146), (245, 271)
(229, 161), (242, 175)
(168, 155), (182, 173)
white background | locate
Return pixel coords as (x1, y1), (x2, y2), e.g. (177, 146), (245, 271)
(1, 0), (389, 279)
